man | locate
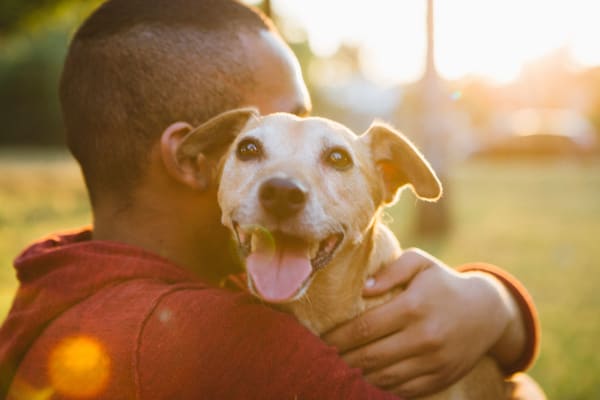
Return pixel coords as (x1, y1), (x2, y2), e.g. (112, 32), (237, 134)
(0, 0), (541, 398)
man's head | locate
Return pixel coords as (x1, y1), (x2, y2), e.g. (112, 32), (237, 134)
(60, 0), (310, 207)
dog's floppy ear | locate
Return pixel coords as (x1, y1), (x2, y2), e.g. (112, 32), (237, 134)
(161, 107), (258, 190)
(177, 107), (259, 161)
(363, 123), (442, 205)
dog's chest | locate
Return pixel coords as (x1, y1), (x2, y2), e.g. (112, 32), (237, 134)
(287, 223), (402, 335)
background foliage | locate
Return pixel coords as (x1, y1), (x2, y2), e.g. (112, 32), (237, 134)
(0, 0), (100, 147)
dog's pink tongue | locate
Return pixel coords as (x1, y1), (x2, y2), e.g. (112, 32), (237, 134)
(246, 237), (312, 303)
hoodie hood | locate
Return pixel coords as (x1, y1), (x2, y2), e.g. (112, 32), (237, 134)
(0, 228), (202, 396)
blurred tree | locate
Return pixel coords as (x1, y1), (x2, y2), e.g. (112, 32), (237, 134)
(581, 67), (600, 143)
(0, 1), (99, 147)
(413, 0), (451, 236)
(0, 28), (67, 145)
(1, 0), (74, 35)
(1, 0), (53, 34)
(456, 80), (495, 130)
(261, 0), (271, 18)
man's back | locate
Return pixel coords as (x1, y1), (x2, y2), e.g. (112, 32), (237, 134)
(1, 230), (397, 399)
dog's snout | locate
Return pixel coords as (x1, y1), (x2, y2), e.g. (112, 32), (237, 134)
(259, 177), (307, 219)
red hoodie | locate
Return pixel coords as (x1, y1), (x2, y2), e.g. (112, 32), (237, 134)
(0, 230), (400, 399)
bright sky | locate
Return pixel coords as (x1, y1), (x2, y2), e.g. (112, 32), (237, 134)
(247, 0), (600, 85)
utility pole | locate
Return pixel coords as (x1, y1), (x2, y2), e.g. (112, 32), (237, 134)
(415, 0), (451, 235)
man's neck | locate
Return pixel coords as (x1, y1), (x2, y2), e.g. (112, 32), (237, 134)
(92, 197), (238, 285)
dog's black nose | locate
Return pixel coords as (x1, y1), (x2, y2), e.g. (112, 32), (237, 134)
(259, 177), (307, 219)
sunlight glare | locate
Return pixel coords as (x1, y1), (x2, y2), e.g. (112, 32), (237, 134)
(269, 0), (600, 84)
(569, 3), (600, 68)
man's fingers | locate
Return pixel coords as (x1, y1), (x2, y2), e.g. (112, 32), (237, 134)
(388, 371), (454, 399)
(322, 295), (409, 352)
(363, 248), (434, 297)
(341, 327), (434, 372)
(363, 355), (444, 393)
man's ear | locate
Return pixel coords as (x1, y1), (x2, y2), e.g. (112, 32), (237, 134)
(160, 107), (258, 190)
(362, 123), (442, 205)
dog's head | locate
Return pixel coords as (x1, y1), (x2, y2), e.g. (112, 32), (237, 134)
(176, 108), (441, 303)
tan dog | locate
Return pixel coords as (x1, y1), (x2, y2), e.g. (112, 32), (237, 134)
(176, 108), (507, 400)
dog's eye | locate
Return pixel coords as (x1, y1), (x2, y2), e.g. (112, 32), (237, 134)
(325, 148), (353, 170)
(236, 138), (262, 161)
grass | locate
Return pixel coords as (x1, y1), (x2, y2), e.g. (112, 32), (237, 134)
(0, 149), (91, 319)
(1, 149), (599, 399)
(390, 158), (600, 400)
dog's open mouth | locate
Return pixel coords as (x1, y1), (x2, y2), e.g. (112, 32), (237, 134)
(233, 222), (343, 303)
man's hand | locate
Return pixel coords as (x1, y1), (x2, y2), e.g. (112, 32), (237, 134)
(322, 248), (524, 398)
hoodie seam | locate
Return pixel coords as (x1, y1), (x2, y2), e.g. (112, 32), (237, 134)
(133, 283), (210, 400)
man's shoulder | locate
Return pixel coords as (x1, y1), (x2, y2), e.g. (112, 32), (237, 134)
(137, 287), (368, 399)
(7, 280), (223, 398)
(140, 283), (305, 343)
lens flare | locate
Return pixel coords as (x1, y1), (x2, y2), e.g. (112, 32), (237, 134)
(450, 90), (462, 101)
(48, 335), (111, 398)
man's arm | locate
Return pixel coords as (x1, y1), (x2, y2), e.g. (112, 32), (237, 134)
(322, 249), (539, 398)
(137, 287), (401, 400)
(457, 263), (539, 374)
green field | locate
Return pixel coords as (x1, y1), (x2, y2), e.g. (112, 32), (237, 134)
(1, 150), (599, 399)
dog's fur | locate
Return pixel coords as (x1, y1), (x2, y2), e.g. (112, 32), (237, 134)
(176, 108), (507, 400)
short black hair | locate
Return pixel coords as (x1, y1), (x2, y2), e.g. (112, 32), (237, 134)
(60, 0), (272, 204)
